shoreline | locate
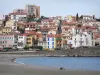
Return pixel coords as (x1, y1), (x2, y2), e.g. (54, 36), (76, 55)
(1, 51), (100, 57)
(0, 54), (100, 75)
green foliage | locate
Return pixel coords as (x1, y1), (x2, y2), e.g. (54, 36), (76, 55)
(17, 27), (25, 34)
(56, 38), (62, 41)
(24, 45), (29, 50)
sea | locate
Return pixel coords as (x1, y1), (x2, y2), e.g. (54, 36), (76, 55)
(15, 57), (100, 71)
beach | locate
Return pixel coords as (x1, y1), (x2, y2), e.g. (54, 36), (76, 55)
(0, 54), (100, 75)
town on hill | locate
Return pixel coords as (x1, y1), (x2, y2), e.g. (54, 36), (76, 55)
(0, 4), (100, 52)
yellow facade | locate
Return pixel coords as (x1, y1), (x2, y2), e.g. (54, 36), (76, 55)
(17, 22), (25, 29)
(27, 35), (33, 47)
(5, 20), (15, 27)
(2, 27), (12, 34)
(0, 27), (12, 34)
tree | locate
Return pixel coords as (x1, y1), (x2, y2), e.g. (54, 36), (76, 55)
(76, 13), (79, 21)
(41, 15), (45, 19)
(93, 15), (95, 19)
(80, 15), (83, 19)
(17, 27), (25, 34)
(24, 45), (29, 50)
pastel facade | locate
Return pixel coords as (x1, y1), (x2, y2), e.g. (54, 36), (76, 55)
(67, 32), (94, 48)
(0, 34), (16, 48)
(47, 35), (56, 50)
(17, 35), (27, 48)
(38, 41), (47, 49)
(25, 4), (40, 18)
(27, 35), (33, 47)
(9, 9), (27, 21)
(5, 20), (17, 30)
(0, 27), (12, 34)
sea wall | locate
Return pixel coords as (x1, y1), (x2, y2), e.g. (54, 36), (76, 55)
(0, 46), (100, 57)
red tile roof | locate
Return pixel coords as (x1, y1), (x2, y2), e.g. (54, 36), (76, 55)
(63, 27), (71, 30)
(36, 33), (42, 37)
(47, 34), (55, 37)
(47, 34), (62, 38)
(9, 12), (27, 15)
(40, 26), (49, 30)
(62, 21), (76, 25)
(20, 34), (27, 36)
(55, 34), (62, 38)
(24, 31), (36, 35)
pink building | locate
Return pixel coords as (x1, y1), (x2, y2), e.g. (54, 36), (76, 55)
(0, 34), (17, 48)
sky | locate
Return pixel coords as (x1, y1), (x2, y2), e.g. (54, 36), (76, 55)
(0, 0), (100, 18)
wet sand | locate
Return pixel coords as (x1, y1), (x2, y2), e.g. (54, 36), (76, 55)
(0, 54), (100, 75)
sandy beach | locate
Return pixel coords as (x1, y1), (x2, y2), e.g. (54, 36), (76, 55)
(0, 54), (100, 75)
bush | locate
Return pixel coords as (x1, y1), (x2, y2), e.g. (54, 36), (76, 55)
(24, 45), (29, 50)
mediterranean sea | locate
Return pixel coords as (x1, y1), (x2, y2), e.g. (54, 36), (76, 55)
(15, 57), (100, 71)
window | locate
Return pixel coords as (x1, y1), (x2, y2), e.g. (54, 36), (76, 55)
(52, 38), (54, 41)
(48, 46), (49, 48)
(48, 42), (49, 45)
(52, 42), (54, 45)
(80, 38), (82, 41)
(52, 46), (54, 48)
(75, 38), (76, 40)
(80, 34), (82, 37)
(2, 41), (4, 43)
(5, 41), (7, 43)
(27, 42), (31, 44)
(27, 38), (31, 40)
(13, 15), (16, 19)
(48, 38), (49, 41)
(75, 41), (77, 45)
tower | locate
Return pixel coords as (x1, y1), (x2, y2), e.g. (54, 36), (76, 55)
(25, 4), (40, 18)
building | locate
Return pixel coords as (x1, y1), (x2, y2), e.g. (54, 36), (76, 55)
(47, 30), (56, 50)
(93, 32), (100, 46)
(0, 34), (17, 48)
(0, 14), (5, 20)
(0, 20), (3, 27)
(9, 9), (27, 21)
(27, 35), (33, 47)
(38, 41), (47, 49)
(37, 33), (47, 49)
(25, 4), (40, 18)
(0, 27), (12, 34)
(67, 32), (94, 48)
(17, 34), (27, 48)
(25, 31), (37, 47)
(17, 22), (36, 31)
(47, 34), (56, 50)
(5, 20), (17, 30)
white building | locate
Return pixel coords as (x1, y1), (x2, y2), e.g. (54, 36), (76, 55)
(0, 14), (5, 20)
(47, 30), (56, 50)
(17, 35), (27, 48)
(5, 20), (17, 30)
(47, 36), (55, 50)
(38, 41), (47, 49)
(68, 32), (94, 48)
(10, 14), (26, 21)
(9, 9), (27, 21)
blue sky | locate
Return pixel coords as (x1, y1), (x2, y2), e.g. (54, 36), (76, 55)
(0, 0), (100, 17)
